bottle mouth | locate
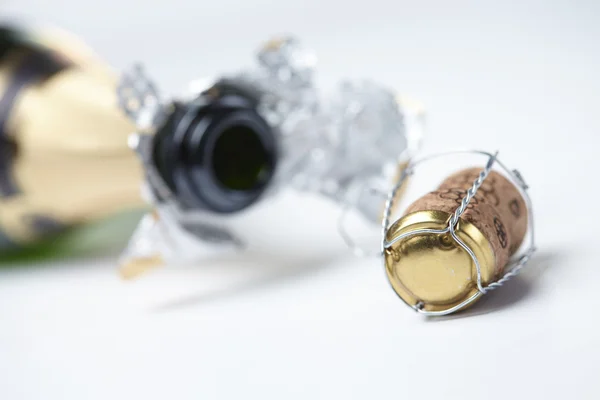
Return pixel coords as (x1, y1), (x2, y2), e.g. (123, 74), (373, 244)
(151, 84), (278, 214)
(211, 124), (272, 192)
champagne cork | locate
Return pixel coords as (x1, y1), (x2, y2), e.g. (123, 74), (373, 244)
(384, 167), (528, 314)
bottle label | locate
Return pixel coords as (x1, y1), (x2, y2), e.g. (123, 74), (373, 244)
(0, 44), (71, 198)
(0, 39), (71, 248)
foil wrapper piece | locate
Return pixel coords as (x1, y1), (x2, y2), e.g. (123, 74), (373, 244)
(118, 36), (425, 273)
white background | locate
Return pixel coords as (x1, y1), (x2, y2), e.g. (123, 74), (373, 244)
(1, 1), (599, 399)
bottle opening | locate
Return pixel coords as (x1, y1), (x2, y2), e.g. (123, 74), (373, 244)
(212, 124), (271, 192)
(150, 89), (278, 213)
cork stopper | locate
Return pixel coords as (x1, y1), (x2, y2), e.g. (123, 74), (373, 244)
(384, 167), (529, 313)
(404, 168), (527, 274)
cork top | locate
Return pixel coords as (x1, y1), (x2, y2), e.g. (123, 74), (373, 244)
(384, 210), (496, 313)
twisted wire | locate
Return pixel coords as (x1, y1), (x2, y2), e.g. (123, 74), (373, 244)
(448, 151), (498, 229)
(483, 247), (536, 291)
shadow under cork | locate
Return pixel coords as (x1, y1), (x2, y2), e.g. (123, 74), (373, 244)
(423, 250), (563, 322)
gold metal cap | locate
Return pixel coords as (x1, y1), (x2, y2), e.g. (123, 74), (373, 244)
(384, 210), (495, 313)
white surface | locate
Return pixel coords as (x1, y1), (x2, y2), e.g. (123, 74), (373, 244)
(1, 1), (599, 399)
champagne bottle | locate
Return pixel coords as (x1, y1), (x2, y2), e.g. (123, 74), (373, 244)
(0, 24), (144, 249)
(0, 26), (425, 267)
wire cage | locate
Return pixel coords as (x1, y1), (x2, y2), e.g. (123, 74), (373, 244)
(381, 150), (536, 316)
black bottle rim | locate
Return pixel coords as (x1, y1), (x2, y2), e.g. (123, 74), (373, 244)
(152, 87), (278, 214)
